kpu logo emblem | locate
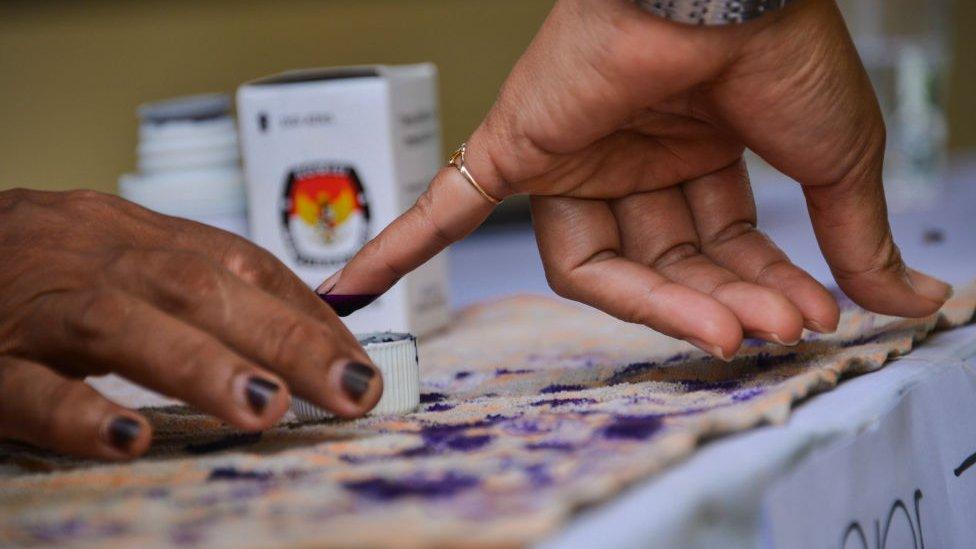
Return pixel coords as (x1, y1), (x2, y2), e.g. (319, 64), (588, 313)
(280, 163), (371, 267)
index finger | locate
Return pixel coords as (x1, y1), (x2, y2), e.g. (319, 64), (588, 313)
(316, 155), (505, 308)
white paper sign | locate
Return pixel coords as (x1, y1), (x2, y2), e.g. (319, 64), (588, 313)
(762, 362), (976, 548)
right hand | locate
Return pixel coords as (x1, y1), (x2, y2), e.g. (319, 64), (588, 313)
(0, 189), (382, 461)
(323, 0), (951, 360)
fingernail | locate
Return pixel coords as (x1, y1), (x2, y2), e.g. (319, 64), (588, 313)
(750, 331), (800, 347)
(245, 377), (280, 415)
(341, 362), (376, 403)
(687, 338), (733, 362)
(804, 319), (835, 334)
(915, 280), (953, 302)
(316, 269), (343, 295)
(907, 269), (953, 302)
(107, 416), (141, 451)
(318, 293), (379, 317)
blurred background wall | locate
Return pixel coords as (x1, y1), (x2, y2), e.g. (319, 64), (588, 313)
(0, 0), (973, 195)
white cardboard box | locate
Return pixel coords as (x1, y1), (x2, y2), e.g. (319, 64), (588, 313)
(237, 64), (449, 336)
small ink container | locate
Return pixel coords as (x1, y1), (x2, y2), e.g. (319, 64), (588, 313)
(119, 94), (249, 237)
(291, 332), (420, 419)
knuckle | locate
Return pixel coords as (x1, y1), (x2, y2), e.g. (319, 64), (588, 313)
(631, 280), (672, 325)
(229, 247), (283, 287)
(105, 247), (150, 273)
(45, 382), (86, 439)
(165, 338), (222, 389)
(0, 190), (48, 227)
(269, 319), (331, 371)
(0, 188), (33, 209)
(157, 253), (224, 300)
(754, 258), (794, 285)
(544, 269), (574, 300)
(364, 237), (406, 283)
(64, 189), (112, 211)
(624, 301), (653, 326)
(415, 191), (456, 246)
(66, 290), (131, 340)
(66, 189), (103, 202)
(834, 235), (903, 281)
(653, 242), (700, 269)
(709, 220), (757, 246)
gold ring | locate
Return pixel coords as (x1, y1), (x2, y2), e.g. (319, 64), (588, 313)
(448, 143), (501, 205)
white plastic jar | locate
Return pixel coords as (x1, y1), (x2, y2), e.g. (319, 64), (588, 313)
(119, 94), (249, 237)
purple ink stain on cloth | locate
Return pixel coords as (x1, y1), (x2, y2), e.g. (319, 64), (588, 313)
(443, 434), (493, 451)
(754, 352), (799, 370)
(539, 384), (586, 394)
(420, 392), (448, 404)
(342, 472), (479, 501)
(601, 415), (663, 441)
(318, 293), (379, 317)
(731, 387), (765, 402)
(495, 368), (533, 376)
(426, 402), (455, 412)
(168, 514), (224, 546)
(170, 528), (204, 547)
(401, 433), (493, 458)
(26, 518), (128, 544)
(607, 361), (660, 384)
(679, 378), (740, 392)
(525, 441), (575, 452)
(523, 464), (553, 488)
(207, 466), (273, 482)
(454, 371), (472, 380)
(408, 416), (508, 456)
(530, 397), (597, 408)
(420, 418), (505, 443)
(841, 332), (886, 348)
(501, 417), (550, 435)
(346, 431), (495, 462)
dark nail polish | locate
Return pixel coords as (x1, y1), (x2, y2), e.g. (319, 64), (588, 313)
(108, 416), (141, 451)
(341, 362), (376, 402)
(318, 293), (379, 317)
(245, 377), (280, 414)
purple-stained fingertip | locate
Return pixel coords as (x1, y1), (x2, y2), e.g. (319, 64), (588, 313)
(318, 293), (380, 317)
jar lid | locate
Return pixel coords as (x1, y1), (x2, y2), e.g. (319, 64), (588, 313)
(291, 332), (420, 419)
(138, 93), (231, 124)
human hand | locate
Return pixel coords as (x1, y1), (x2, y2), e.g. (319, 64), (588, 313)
(0, 189), (382, 460)
(320, 0), (951, 359)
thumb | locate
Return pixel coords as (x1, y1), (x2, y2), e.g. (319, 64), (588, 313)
(803, 155), (951, 318)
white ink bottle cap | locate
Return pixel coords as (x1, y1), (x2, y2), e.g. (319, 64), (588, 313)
(291, 332), (420, 419)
